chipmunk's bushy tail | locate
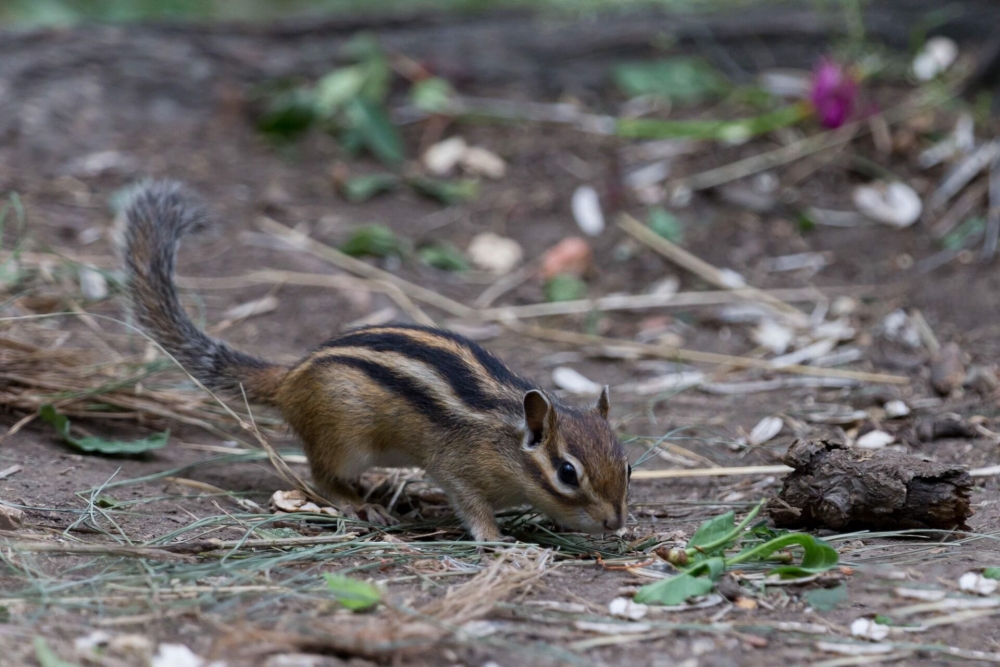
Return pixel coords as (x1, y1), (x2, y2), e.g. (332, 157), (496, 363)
(117, 180), (286, 405)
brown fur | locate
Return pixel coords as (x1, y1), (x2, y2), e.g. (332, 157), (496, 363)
(120, 180), (630, 542)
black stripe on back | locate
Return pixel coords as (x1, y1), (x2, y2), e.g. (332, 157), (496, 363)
(331, 325), (535, 392)
(315, 355), (460, 428)
(324, 328), (524, 412)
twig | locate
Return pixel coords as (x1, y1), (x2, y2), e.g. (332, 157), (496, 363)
(155, 532), (360, 554)
(930, 179), (988, 238)
(931, 140), (1000, 211)
(0, 464), (22, 479)
(6, 541), (196, 562)
(618, 214), (801, 317)
(981, 153), (1000, 262)
(257, 216), (474, 319)
(678, 91), (943, 193)
(630, 465), (793, 480)
(479, 286), (839, 321)
(506, 320), (909, 385)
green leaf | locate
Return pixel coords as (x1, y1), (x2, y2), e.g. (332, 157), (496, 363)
(686, 556), (726, 581)
(873, 614), (893, 625)
(984, 567), (1000, 580)
(617, 104), (809, 141)
(648, 208), (684, 243)
(634, 573), (715, 605)
(544, 274), (587, 302)
(345, 98), (404, 166)
(614, 57), (731, 106)
(39, 404), (169, 455)
(340, 224), (401, 258)
(805, 584), (848, 612)
(411, 77), (456, 114)
(34, 637), (81, 667)
(942, 216), (985, 250)
(315, 66), (367, 117)
(419, 242), (469, 272)
(759, 534), (840, 578)
(325, 573), (381, 611)
(408, 177), (478, 205)
(256, 87), (317, 139)
(95, 495), (119, 509)
(340, 173), (402, 203)
(688, 511), (736, 551)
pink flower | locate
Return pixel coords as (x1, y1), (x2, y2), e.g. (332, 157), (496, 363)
(810, 59), (858, 129)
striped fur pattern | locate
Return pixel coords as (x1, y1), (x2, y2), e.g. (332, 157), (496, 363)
(118, 180), (630, 542)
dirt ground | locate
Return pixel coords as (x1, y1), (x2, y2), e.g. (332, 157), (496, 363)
(1, 9), (1000, 667)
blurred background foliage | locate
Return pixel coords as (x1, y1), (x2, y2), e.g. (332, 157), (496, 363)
(0, 0), (782, 27)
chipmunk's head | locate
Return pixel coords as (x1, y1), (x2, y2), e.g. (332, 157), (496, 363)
(518, 386), (630, 534)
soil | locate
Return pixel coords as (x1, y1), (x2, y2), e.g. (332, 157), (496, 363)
(1, 8), (1000, 667)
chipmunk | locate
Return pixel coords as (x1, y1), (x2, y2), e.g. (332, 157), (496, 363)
(117, 180), (630, 542)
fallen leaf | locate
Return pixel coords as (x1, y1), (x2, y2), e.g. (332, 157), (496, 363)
(540, 237), (592, 279)
(40, 404), (169, 455)
(571, 185), (605, 236)
(850, 618), (890, 641)
(853, 181), (922, 228)
(753, 320), (794, 354)
(805, 584), (848, 612)
(544, 274), (588, 302)
(608, 596), (649, 620)
(78, 266), (108, 301)
(340, 224), (401, 258)
(467, 232), (523, 274)
(615, 57), (730, 106)
(418, 242), (469, 272)
(959, 572), (1000, 595)
(734, 597), (758, 610)
(552, 367), (602, 396)
(748, 416), (784, 446)
(325, 574), (381, 611)
(0, 503), (24, 531)
(422, 136), (467, 175)
(884, 400), (910, 419)
(461, 146), (506, 179)
(913, 36), (958, 81)
(855, 430), (894, 450)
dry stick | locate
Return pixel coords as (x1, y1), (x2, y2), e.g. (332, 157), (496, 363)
(981, 153), (1000, 261)
(6, 541), (197, 562)
(618, 214), (801, 317)
(678, 91), (942, 193)
(631, 463), (1000, 481)
(506, 320), (909, 385)
(257, 216), (474, 319)
(930, 178), (989, 238)
(259, 215), (904, 383)
(631, 465), (793, 480)
(176, 270), (372, 291)
(479, 286), (836, 321)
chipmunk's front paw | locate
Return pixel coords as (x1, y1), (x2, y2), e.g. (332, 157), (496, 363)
(343, 503), (398, 527)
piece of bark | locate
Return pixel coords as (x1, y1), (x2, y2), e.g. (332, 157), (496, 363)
(767, 438), (973, 531)
(0, 503), (24, 531)
(930, 342), (965, 395)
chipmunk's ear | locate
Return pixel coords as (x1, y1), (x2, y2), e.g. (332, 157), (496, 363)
(522, 390), (555, 447)
(596, 385), (611, 420)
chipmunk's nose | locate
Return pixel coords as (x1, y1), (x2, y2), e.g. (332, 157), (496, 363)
(604, 516), (624, 531)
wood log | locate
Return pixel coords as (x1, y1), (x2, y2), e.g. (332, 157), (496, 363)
(766, 438), (974, 532)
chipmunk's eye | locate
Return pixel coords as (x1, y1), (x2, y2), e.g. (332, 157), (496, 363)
(557, 461), (579, 487)
(627, 464), (632, 481)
